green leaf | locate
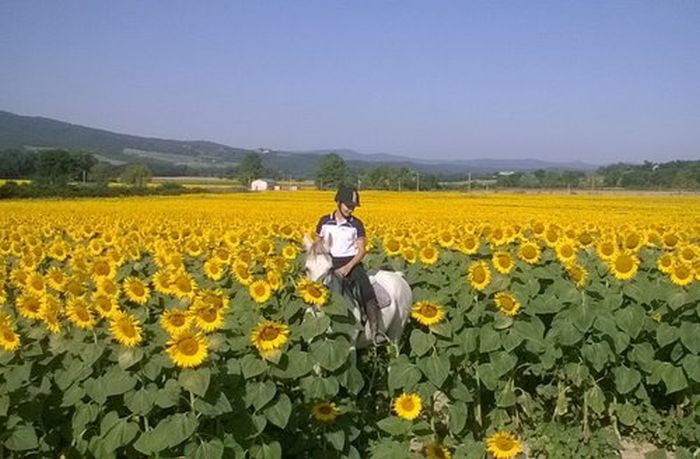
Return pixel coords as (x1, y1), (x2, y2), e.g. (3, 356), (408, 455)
(616, 403), (638, 426)
(479, 327), (501, 353)
(102, 368), (137, 397)
(656, 323), (678, 348)
(117, 347), (143, 370)
(264, 394), (292, 429)
(387, 359), (422, 392)
(679, 322), (700, 354)
(0, 395), (9, 417)
(325, 429), (346, 451)
(490, 352), (517, 377)
(5, 425), (38, 451)
(179, 368), (211, 397)
(477, 363), (499, 391)
(100, 417), (139, 453)
(417, 354), (450, 387)
(239, 354), (268, 379)
(644, 450), (668, 459)
(299, 376), (339, 399)
(613, 366), (641, 395)
(246, 381), (277, 411)
(193, 439), (225, 459)
(300, 314), (331, 341)
(273, 350), (312, 380)
(614, 305), (645, 340)
(310, 337), (350, 371)
(409, 329), (436, 357)
(662, 365), (688, 394)
(682, 355), (700, 383)
(249, 441), (282, 459)
(72, 403), (99, 436)
(376, 416), (412, 436)
(125, 387), (155, 416)
(167, 413), (199, 446)
(587, 385), (605, 414)
(371, 440), (411, 459)
(448, 401), (468, 435)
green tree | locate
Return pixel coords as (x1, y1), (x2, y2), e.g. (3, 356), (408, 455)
(89, 162), (114, 185)
(120, 163), (152, 187)
(34, 149), (78, 186)
(236, 153), (265, 186)
(315, 153), (349, 190)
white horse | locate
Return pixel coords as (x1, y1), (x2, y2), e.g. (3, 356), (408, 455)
(302, 234), (413, 349)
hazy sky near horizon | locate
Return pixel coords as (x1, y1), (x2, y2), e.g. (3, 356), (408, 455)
(1, 1), (699, 164)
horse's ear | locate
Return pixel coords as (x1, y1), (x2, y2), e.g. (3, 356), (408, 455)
(323, 232), (333, 253)
(303, 233), (313, 252)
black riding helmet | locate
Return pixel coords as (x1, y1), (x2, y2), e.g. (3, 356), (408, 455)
(335, 186), (360, 209)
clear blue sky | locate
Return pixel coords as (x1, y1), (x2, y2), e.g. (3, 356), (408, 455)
(1, 1), (699, 163)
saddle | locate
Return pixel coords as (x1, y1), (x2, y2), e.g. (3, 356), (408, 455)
(339, 273), (392, 312)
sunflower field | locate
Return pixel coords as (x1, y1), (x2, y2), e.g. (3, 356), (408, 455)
(0, 191), (699, 458)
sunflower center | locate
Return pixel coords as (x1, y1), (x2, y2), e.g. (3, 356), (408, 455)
(255, 285), (267, 296)
(76, 308), (90, 322)
(94, 262), (109, 276)
(261, 326), (280, 341)
(495, 438), (516, 450)
(96, 297), (112, 312)
(307, 285), (321, 298)
(178, 337), (199, 356)
(31, 278), (44, 290)
(26, 298), (41, 313)
(522, 245), (536, 259)
(602, 243), (615, 256)
(675, 265), (690, 279)
(561, 245), (573, 257)
(500, 297), (515, 311)
(176, 277), (192, 292)
(120, 321), (136, 338)
(199, 308), (217, 323)
(498, 254), (510, 267)
(473, 267), (486, 283)
(170, 314), (186, 326)
(131, 283), (145, 296)
(3, 329), (16, 342)
(400, 398), (415, 411)
(420, 304), (438, 318)
(615, 254), (634, 273)
(318, 405), (333, 415)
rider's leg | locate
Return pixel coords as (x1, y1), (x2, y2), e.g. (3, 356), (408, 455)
(347, 263), (383, 345)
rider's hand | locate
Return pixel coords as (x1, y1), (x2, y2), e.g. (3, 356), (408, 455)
(336, 265), (352, 277)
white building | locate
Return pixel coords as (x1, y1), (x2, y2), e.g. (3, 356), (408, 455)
(250, 179), (276, 191)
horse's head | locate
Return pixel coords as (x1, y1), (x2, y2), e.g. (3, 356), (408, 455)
(303, 233), (333, 282)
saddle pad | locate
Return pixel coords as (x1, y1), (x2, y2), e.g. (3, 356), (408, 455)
(372, 281), (392, 309)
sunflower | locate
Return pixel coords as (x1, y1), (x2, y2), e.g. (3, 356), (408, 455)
(411, 301), (446, 326)
(213, 247), (232, 263)
(66, 297), (96, 329)
(494, 292), (520, 317)
(266, 270), (282, 292)
(610, 251), (639, 281)
(596, 239), (618, 262)
(109, 311), (143, 347)
(203, 258), (225, 281)
(656, 252), (674, 274)
(517, 241), (541, 265)
(401, 246), (417, 264)
(0, 316), (20, 352)
(171, 270), (197, 298)
(677, 245), (697, 264)
(232, 261), (254, 286)
(46, 266), (68, 292)
(153, 270), (174, 295)
(383, 237), (402, 256)
(661, 232), (680, 250)
(41, 294), (63, 334)
(669, 261), (694, 287)
(96, 277), (120, 298)
(467, 260), (491, 291)
(423, 442), (451, 459)
(281, 244), (299, 261)
(249, 279), (272, 304)
(160, 309), (193, 336)
(90, 258), (114, 280)
(419, 245), (440, 265)
(458, 233), (480, 255)
(166, 331), (209, 368)
(250, 320), (290, 353)
(95, 292), (120, 319)
(297, 278), (329, 306)
(16, 292), (44, 320)
(25, 271), (46, 295)
(311, 402), (339, 423)
(191, 303), (225, 332)
(485, 431), (523, 459)
(121, 276), (149, 305)
(392, 393), (422, 420)
(565, 263), (588, 288)
(554, 240), (578, 264)
(492, 251), (515, 275)
(64, 276), (86, 298)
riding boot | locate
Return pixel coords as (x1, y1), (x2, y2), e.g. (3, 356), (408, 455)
(365, 299), (385, 346)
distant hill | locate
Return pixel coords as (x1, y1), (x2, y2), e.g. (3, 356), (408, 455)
(0, 110), (598, 176)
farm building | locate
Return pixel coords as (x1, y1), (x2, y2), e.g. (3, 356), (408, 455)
(250, 179), (276, 191)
